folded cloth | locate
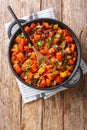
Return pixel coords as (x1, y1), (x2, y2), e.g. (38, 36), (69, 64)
(5, 8), (87, 103)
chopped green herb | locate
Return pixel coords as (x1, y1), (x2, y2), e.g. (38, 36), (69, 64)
(51, 36), (54, 41)
(24, 72), (28, 78)
(52, 45), (58, 48)
(36, 40), (42, 47)
(33, 78), (39, 84)
(63, 60), (67, 66)
(62, 50), (66, 53)
(53, 61), (57, 70)
(53, 66), (57, 70)
(61, 42), (65, 49)
(39, 60), (45, 68)
(53, 24), (58, 29)
(47, 36), (54, 46)
(56, 33), (61, 38)
(36, 25), (42, 28)
(56, 60), (62, 66)
(47, 38), (52, 44)
(39, 64), (43, 68)
(55, 60), (59, 64)
(64, 60), (67, 63)
(58, 62), (62, 66)
(26, 65), (31, 70)
(56, 33), (63, 40)
(47, 38), (52, 47)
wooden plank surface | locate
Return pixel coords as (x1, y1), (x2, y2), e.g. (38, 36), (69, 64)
(20, 2), (43, 130)
(0, 0), (87, 130)
(41, 1), (64, 130)
(0, 1), (22, 130)
(62, 0), (87, 130)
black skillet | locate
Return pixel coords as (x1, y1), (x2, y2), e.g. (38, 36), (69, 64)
(8, 7), (83, 90)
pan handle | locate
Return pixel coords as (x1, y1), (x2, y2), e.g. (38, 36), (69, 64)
(7, 19), (26, 39)
(63, 66), (83, 88)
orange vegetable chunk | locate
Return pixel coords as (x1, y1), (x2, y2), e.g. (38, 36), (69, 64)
(13, 64), (21, 74)
(16, 52), (25, 63)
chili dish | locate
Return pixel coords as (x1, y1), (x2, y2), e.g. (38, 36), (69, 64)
(10, 22), (77, 88)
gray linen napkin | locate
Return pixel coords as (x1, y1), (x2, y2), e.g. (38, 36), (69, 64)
(5, 8), (87, 103)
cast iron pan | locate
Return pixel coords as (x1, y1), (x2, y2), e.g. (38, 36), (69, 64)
(8, 18), (83, 90)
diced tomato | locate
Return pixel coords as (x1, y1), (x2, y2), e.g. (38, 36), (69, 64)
(36, 28), (42, 32)
(70, 44), (76, 51)
(51, 57), (57, 62)
(28, 72), (33, 79)
(18, 43), (23, 51)
(53, 38), (59, 44)
(48, 48), (55, 54)
(11, 48), (18, 52)
(57, 28), (62, 34)
(69, 57), (76, 65)
(73, 57), (76, 62)
(25, 77), (31, 83)
(13, 64), (21, 74)
(16, 38), (28, 51)
(56, 51), (63, 61)
(30, 64), (38, 73)
(12, 51), (19, 56)
(20, 72), (25, 79)
(46, 78), (51, 87)
(28, 52), (36, 59)
(66, 71), (71, 76)
(42, 22), (49, 28)
(11, 56), (19, 64)
(62, 30), (70, 36)
(55, 76), (62, 83)
(21, 59), (31, 71)
(25, 78), (31, 83)
(64, 36), (73, 42)
(46, 53), (52, 58)
(16, 52), (25, 63)
(15, 37), (28, 44)
(47, 73), (53, 80)
(40, 48), (48, 55)
(68, 66), (74, 72)
(46, 65), (53, 70)
(39, 78), (46, 88)
(24, 26), (31, 33)
(25, 72), (33, 83)
(24, 46), (30, 52)
(34, 34), (40, 41)
(30, 23), (36, 29)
